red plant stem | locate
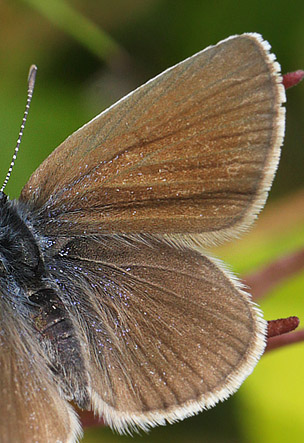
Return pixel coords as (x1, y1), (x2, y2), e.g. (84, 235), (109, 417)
(267, 317), (300, 338)
(243, 248), (304, 300)
(266, 329), (304, 352)
(77, 410), (103, 428)
(265, 317), (304, 353)
(283, 70), (304, 89)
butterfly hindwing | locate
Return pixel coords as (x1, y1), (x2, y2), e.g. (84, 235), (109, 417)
(0, 300), (81, 443)
(47, 234), (266, 432)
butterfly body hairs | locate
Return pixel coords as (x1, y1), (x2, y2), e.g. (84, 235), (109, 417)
(0, 33), (285, 442)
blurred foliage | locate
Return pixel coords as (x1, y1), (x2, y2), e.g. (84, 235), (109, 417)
(0, 1), (303, 442)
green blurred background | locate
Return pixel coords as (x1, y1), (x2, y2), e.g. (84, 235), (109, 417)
(0, 1), (303, 442)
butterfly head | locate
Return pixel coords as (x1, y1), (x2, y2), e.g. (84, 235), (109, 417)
(0, 195), (44, 290)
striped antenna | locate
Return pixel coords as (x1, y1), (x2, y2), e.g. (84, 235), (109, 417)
(1, 64), (37, 193)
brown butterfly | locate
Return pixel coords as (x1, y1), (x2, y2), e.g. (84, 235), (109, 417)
(0, 33), (285, 442)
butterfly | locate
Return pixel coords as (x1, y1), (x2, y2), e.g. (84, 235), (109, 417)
(0, 33), (285, 442)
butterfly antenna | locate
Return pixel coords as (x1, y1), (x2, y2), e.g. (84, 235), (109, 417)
(1, 64), (37, 193)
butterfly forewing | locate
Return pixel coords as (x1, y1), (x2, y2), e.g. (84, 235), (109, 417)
(21, 33), (285, 245)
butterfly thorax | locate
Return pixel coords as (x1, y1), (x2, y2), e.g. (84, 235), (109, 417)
(0, 191), (90, 409)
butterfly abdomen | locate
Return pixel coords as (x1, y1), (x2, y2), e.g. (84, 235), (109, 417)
(28, 287), (90, 409)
